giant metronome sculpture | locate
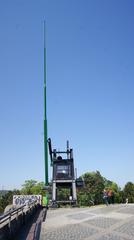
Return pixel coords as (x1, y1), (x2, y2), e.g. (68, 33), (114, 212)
(48, 138), (77, 205)
(43, 23), (83, 206)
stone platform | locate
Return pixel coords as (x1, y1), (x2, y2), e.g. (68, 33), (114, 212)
(40, 204), (134, 240)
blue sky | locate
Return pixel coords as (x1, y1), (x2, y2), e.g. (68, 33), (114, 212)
(0, 0), (134, 190)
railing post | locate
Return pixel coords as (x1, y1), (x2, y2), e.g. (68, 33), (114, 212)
(8, 212), (12, 236)
(16, 209), (18, 221)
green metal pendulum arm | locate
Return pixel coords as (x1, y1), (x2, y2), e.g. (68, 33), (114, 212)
(44, 22), (48, 185)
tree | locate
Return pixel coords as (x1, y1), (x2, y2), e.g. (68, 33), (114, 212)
(21, 180), (45, 195)
(30, 182), (45, 195)
(104, 178), (120, 192)
(123, 182), (134, 203)
(104, 178), (121, 203)
(21, 180), (38, 194)
(77, 171), (105, 206)
(0, 189), (20, 214)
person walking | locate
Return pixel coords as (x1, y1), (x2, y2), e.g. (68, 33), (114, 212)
(107, 189), (115, 204)
(103, 189), (109, 206)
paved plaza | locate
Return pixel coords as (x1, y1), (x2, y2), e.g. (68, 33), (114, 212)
(40, 204), (134, 240)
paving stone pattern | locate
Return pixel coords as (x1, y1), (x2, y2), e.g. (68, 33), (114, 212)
(40, 204), (134, 240)
(97, 233), (129, 240)
(67, 213), (94, 220)
(117, 206), (134, 215)
(115, 219), (134, 238)
(85, 217), (120, 229)
(43, 224), (98, 240)
(88, 205), (120, 215)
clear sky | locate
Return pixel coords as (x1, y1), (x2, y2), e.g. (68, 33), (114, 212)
(0, 0), (134, 190)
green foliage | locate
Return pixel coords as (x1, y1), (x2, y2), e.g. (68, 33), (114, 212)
(77, 171), (105, 206)
(21, 180), (38, 194)
(104, 179), (120, 193)
(57, 188), (70, 201)
(123, 182), (134, 203)
(0, 189), (20, 214)
(21, 180), (45, 195)
(30, 182), (45, 195)
(0, 176), (134, 212)
(77, 191), (90, 206)
(0, 180), (46, 214)
(77, 172), (134, 206)
(114, 191), (125, 203)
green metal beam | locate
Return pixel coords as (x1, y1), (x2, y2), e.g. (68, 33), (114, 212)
(44, 21), (48, 185)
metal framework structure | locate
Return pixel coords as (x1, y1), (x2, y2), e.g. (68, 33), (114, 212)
(48, 138), (77, 206)
(43, 23), (84, 199)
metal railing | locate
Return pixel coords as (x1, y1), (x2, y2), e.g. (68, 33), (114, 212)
(0, 201), (38, 228)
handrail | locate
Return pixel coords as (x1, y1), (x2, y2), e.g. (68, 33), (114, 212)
(0, 200), (38, 226)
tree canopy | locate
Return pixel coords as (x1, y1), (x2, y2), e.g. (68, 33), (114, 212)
(21, 180), (45, 195)
(0, 172), (134, 213)
(77, 171), (134, 206)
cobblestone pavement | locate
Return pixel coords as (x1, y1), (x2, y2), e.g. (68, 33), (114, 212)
(40, 204), (134, 240)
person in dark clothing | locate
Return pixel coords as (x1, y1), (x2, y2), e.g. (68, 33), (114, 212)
(103, 189), (109, 206)
(111, 191), (115, 204)
(108, 189), (115, 204)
